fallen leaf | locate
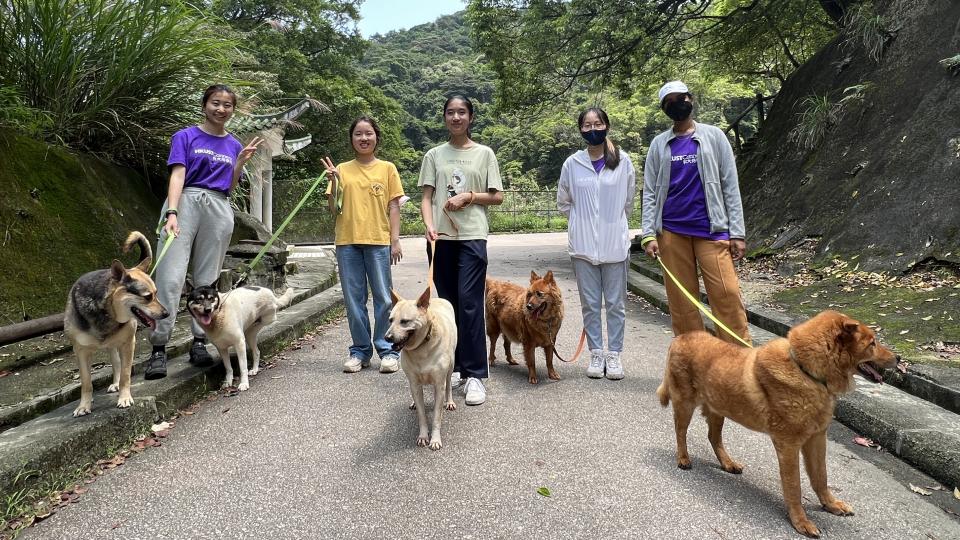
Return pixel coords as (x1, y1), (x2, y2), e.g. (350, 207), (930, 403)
(897, 362), (908, 374)
(910, 483), (932, 496)
(537, 487), (552, 497)
(853, 436), (875, 447)
(111, 522), (122, 530)
(924, 484), (943, 491)
(899, 330), (910, 335)
(182, 410), (195, 416)
(222, 408), (230, 414)
(921, 315), (933, 321)
(0, 370), (11, 378)
(154, 430), (170, 438)
(955, 487), (960, 500)
(151, 422), (171, 434)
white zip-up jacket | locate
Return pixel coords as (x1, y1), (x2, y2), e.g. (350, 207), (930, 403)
(557, 149), (637, 264)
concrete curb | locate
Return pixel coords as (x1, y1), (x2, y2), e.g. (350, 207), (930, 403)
(626, 258), (960, 490)
(0, 284), (343, 499)
(629, 257), (960, 415)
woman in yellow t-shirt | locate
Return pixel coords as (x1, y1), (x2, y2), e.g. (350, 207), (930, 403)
(323, 116), (405, 374)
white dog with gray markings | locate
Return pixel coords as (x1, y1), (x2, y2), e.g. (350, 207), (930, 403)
(385, 287), (457, 450)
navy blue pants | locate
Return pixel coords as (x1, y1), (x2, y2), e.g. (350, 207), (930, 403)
(429, 239), (489, 379)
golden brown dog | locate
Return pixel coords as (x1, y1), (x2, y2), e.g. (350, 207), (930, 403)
(656, 310), (897, 538)
(64, 232), (169, 417)
(485, 270), (563, 384)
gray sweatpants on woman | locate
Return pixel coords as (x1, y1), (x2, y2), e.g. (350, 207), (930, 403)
(149, 187), (234, 346)
(571, 257), (628, 353)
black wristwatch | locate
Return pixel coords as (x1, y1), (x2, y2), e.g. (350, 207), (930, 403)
(165, 209), (178, 217)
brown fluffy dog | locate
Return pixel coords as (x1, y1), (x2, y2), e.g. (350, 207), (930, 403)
(656, 310), (897, 538)
(485, 270), (563, 384)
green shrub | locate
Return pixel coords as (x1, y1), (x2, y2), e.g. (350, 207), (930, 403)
(0, 0), (241, 169)
(841, 2), (896, 62)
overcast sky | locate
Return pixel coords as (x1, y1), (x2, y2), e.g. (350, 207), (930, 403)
(357, 0), (466, 37)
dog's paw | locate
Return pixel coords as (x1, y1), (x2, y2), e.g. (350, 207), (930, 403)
(721, 460), (744, 474)
(528, 375), (539, 384)
(238, 381), (249, 391)
(249, 368), (259, 377)
(107, 383), (120, 393)
(791, 517), (820, 538)
(823, 499), (854, 516)
(417, 435), (429, 447)
(72, 403), (92, 417)
(221, 379), (233, 389)
(116, 395), (134, 408)
(548, 370), (561, 381)
(488, 355), (497, 366)
(506, 357), (520, 366)
(677, 457), (692, 470)
(445, 401), (456, 411)
(429, 438), (442, 451)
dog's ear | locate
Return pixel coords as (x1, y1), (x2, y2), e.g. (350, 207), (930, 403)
(836, 317), (861, 344)
(530, 270), (540, 283)
(134, 256), (152, 273)
(110, 260), (126, 281)
(544, 270), (555, 284)
(183, 277), (194, 295)
(206, 281), (219, 291)
(416, 287), (431, 309)
(390, 289), (402, 306)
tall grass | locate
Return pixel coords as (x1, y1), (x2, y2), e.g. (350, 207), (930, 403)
(841, 2), (895, 63)
(0, 0), (241, 168)
(789, 95), (838, 150)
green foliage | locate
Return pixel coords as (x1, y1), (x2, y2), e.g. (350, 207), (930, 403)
(841, 1), (896, 63)
(0, 85), (50, 138)
(0, 0), (241, 169)
(789, 94), (839, 150)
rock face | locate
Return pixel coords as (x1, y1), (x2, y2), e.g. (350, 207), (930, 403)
(738, 0), (960, 271)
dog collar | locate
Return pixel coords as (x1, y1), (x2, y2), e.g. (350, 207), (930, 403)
(789, 347), (828, 389)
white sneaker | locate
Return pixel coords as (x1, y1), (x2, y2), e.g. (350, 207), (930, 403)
(379, 356), (400, 373)
(343, 356), (366, 373)
(450, 371), (463, 388)
(586, 349), (605, 379)
(605, 351), (624, 380)
(464, 377), (486, 406)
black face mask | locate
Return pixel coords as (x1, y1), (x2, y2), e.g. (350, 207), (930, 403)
(581, 129), (607, 146)
(664, 100), (693, 121)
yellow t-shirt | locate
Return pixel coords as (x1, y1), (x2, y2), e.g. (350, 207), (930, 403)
(326, 159), (404, 245)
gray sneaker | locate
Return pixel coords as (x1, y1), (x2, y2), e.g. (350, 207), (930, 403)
(450, 371), (463, 388)
(380, 356), (400, 373)
(605, 351), (624, 380)
(586, 349), (605, 379)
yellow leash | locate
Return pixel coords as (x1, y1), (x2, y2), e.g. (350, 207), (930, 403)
(655, 255), (753, 348)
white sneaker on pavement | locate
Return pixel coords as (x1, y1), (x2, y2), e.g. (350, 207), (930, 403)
(343, 356), (366, 373)
(605, 351), (624, 380)
(379, 356), (400, 373)
(586, 349), (605, 379)
(464, 377), (486, 405)
(450, 371), (463, 388)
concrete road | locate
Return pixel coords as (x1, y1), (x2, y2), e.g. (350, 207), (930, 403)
(24, 233), (960, 539)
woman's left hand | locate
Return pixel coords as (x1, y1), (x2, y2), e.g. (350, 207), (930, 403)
(238, 136), (264, 164)
(443, 192), (472, 211)
(390, 239), (402, 265)
(730, 239), (746, 261)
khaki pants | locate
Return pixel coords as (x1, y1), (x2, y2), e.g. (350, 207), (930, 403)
(658, 229), (751, 345)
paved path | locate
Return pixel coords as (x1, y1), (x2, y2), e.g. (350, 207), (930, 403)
(23, 233), (959, 539)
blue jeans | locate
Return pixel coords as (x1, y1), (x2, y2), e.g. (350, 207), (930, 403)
(335, 244), (396, 361)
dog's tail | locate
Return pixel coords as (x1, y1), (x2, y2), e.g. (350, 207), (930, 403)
(122, 231), (152, 265)
(275, 288), (296, 309)
(656, 377), (670, 407)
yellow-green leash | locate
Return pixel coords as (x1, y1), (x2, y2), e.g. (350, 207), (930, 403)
(655, 255), (753, 348)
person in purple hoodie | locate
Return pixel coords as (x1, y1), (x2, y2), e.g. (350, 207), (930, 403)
(640, 81), (751, 346)
(144, 84), (262, 380)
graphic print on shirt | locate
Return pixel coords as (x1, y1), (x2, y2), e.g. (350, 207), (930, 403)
(671, 152), (696, 166)
(370, 182), (385, 197)
(447, 168), (466, 198)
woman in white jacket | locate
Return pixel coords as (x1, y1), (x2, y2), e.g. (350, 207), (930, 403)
(557, 107), (637, 380)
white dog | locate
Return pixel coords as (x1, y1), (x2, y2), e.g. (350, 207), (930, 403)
(385, 287), (457, 450)
(186, 283), (294, 391)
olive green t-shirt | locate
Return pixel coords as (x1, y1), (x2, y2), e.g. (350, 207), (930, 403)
(417, 142), (504, 240)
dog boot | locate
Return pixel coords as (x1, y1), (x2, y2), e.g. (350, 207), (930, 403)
(144, 348), (168, 380)
(189, 339), (215, 368)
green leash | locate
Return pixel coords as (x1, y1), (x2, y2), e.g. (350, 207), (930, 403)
(237, 171), (329, 285)
(149, 233), (175, 277)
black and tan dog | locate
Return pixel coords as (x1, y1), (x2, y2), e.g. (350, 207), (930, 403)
(64, 232), (169, 417)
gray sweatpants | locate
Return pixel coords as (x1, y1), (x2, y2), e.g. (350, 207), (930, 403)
(571, 257), (628, 353)
(149, 187), (234, 346)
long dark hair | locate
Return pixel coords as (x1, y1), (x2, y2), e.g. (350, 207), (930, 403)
(201, 84), (237, 107)
(349, 116), (382, 150)
(443, 94), (474, 139)
(577, 107), (621, 170)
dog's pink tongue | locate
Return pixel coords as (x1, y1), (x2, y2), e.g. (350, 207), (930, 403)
(858, 362), (884, 383)
(147, 317), (157, 331)
(199, 313), (213, 326)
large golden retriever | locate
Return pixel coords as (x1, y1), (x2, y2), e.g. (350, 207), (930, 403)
(656, 310), (897, 538)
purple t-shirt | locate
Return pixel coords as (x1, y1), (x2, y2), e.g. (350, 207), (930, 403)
(592, 157), (605, 173)
(661, 134), (730, 241)
(167, 126), (244, 194)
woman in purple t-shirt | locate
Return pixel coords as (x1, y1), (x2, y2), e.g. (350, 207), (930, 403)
(144, 84), (262, 380)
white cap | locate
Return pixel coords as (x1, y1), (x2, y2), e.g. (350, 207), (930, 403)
(658, 81), (689, 105)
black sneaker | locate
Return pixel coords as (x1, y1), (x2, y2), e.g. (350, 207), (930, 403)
(144, 350), (168, 380)
(189, 340), (215, 368)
